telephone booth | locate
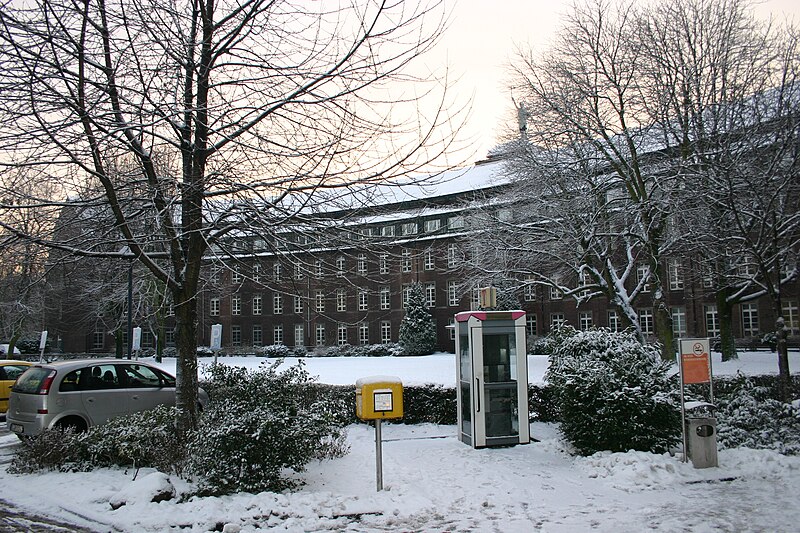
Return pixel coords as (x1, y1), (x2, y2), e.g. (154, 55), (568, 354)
(455, 310), (530, 448)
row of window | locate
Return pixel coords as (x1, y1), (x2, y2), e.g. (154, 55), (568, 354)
(228, 321), (395, 347)
(213, 245), (466, 285)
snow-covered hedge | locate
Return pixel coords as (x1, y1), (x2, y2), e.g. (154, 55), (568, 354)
(716, 375), (800, 455)
(188, 361), (349, 495)
(545, 326), (681, 456)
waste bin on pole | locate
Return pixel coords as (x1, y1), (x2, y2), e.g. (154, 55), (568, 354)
(684, 401), (718, 469)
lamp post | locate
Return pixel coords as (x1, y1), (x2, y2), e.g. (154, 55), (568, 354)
(126, 259), (133, 359)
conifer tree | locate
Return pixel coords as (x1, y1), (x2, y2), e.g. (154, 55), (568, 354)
(399, 283), (437, 356)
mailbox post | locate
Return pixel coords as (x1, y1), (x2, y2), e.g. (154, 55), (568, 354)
(355, 376), (403, 491)
(455, 311), (530, 448)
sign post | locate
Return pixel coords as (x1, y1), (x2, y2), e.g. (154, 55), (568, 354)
(678, 338), (712, 463)
(355, 376), (403, 491)
(210, 324), (222, 364)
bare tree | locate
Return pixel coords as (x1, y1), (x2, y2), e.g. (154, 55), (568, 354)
(490, 0), (681, 357)
(0, 0), (466, 433)
(638, 0), (799, 396)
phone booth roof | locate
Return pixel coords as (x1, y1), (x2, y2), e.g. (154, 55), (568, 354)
(455, 310), (526, 322)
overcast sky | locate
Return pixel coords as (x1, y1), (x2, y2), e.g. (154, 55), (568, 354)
(424, 0), (800, 164)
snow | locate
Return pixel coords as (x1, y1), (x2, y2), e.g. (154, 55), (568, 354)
(0, 350), (798, 532)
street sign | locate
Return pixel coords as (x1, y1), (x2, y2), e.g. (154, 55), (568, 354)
(132, 327), (142, 351)
(679, 338), (711, 384)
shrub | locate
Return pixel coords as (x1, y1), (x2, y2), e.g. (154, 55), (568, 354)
(545, 326), (681, 455)
(716, 374), (800, 455)
(10, 405), (183, 474)
(258, 344), (292, 358)
(187, 360), (349, 495)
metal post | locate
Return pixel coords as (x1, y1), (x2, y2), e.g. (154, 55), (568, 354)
(375, 419), (383, 491)
(126, 260), (133, 359)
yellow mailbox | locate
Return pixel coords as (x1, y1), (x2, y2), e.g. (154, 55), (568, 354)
(356, 376), (403, 420)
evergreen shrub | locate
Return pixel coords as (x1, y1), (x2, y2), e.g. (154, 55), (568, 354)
(398, 283), (437, 356)
(716, 374), (800, 455)
(188, 361), (349, 495)
(545, 326), (681, 455)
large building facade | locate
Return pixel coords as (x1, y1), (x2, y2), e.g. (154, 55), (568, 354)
(50, 154), (798, 354)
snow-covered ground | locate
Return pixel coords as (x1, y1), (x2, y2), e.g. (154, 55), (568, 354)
(0, 351), (798, 532)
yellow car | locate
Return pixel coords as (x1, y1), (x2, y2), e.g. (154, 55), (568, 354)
(0, 360), (32, 413)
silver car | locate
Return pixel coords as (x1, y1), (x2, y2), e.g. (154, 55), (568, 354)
(7, 359), (208, 437)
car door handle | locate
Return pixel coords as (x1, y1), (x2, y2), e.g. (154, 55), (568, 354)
(131, 395), (139, 400)
(86, 397), (95, 403)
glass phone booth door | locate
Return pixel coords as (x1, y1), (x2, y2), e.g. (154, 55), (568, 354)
(456, 311), (530, 448)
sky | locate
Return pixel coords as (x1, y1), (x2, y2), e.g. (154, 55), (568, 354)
(0, 351), (798, 531)
(426, 0), (800, 164)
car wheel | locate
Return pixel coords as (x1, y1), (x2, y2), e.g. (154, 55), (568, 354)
(55, 416), (87, 434)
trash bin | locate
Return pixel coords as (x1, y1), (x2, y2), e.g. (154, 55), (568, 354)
(684, 402), (718, 469)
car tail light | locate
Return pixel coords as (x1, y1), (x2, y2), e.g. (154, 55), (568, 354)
(38, 370), (56, 395)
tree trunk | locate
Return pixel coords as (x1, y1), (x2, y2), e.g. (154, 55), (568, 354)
(173, 286), (200, 438)
(6, 333), (20, 360)
(653, 293), (675, 361)
(776, 316), (791, 402)
(716, 289), (737, 361)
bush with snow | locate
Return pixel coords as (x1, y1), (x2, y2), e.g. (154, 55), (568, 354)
(545, 326), (681, 456)
(188, 360), (349, 495)
(716, 374), (800, 455)
(398, 283), (437, 356)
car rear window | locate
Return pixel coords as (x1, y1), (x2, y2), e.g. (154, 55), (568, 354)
(12, 367), (54, 394)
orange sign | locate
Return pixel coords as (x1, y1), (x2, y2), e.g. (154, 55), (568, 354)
(680, 339), (711, 384)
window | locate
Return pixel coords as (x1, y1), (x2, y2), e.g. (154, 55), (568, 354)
(742, 303), (759, 336)
(425, 282), (436, 308)
(449, 215), (465, 229)
(358, 289), (368, 311)
(526, 315), (537, 337)
(702, 265), (715, 288)
(524, 278), (536, 301)
(401, 222), (417, 235)
(273, 324), (284, 345)
(231, 325), (242, 346)
(425, 219), (441, 233)
(315, 260), (323, 277)
(424, 249), (435, 270)
(231, 295), (241, 316)
(381, 225), (395, 237)
(357, 254), (367, 274)
(448, 281), (459, 306)
(549, 284), (562, 300)
(579, 312), (593, 331)
(550, 314), (565, 328)
(705, 305), (720, 337)
(336, 289), (347, 312)
(672, 307), (687, 337)
(141, 330), (153, 348)
(294, 324), (304, 347)
(402, 285), (412, 308)
(608, 310), (621, 332)
(380, 287), (390, 310)
(294, 295), (303, 314)
(783, 301), (799, 335)
(668, 259), (684, 291)
(315, 323), (325, 346)
(447, 243), (459, 268)
(92, 323), (104, 349)
(252, 325), (262, 346)
(210, 266), (221, 284)
(210, 297), (220, 316)
(273, 293), (283, 314)
(336, 256), (345, 276)
(639, 309), (654, 335)
(358, 323), (369, 345)
(315, 290), (325, 313)
(738, 256), (756, 278)
(232, 268), (243, 284)
(273, 263), (282, 282)
(471, 286), (479, 310)
(381, 321), (392, 344)
(637, 265), (651, 292)
(401, 249), (412, 272)
(252, 263), (260, 283)
(379, 254), (389, 274)
(294, 264), (304, 280)
(165, 327), (175, 345)
(337, 323), (347, 345)
(449, 318), (456, 340)
(252, 295), (262, 316)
